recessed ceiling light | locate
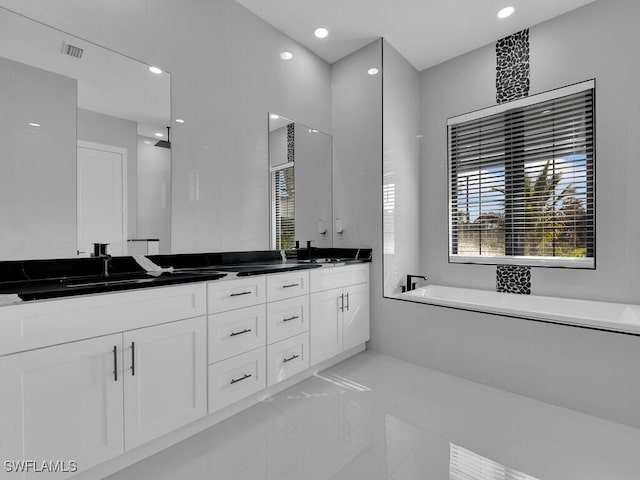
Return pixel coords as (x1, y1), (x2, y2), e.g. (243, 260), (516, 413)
(367, 68), (379, 76)
(144, 140), (153, 145)
(154, 132), (164, 137)
(27, 122), (40, 127)
(270, 114), (280, 119)
(175, 118), (185, 124)
(148, 66), (163, 74)
(280, 51), (293, 60)
(497, 6), (515, 19)
(314, 27), (329, 39)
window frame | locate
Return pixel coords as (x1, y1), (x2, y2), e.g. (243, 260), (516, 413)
(447, 80), (596, 269)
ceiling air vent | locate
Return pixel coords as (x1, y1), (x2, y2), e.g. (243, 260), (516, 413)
(62, 42), (84, 59)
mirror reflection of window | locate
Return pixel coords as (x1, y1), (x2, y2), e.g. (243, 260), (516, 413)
(268, 113), (333, 250)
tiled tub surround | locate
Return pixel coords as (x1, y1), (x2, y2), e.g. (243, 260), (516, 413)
(0, 253), (370, 479)
(496, 265), (532, 294)
(400, 285), (640, 335)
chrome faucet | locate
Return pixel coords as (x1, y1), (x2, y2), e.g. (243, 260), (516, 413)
(92, 243), (111, 277)
(403, 274), (427, 292)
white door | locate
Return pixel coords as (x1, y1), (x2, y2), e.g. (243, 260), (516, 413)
(123, 317), (207, 449)
(77, 141), (127, 256)
(309, 288), (344, 366)
(342, 283), (370, 351)
(0, 334), (125, 480)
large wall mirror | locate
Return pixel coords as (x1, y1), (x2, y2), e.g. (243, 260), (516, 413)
(269, 113), (333, 250)
(0, 7), (171, 260)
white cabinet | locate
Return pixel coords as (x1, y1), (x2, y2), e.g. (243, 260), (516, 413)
(266, 332), (310, 387)
(207, 276), (266, 313)
(123, 317), (207, 449)
(0, 334), (125, 479)
(0, 318), (208, 477)
(208, 305), (266, 363)
(309, 288), (344, 365)
(208, 347), (266, 412)
(342, 283), (370, 351)
(266, 295), (309, 345)
(309, 264), (370, 366)
(266, 270), (310, 302)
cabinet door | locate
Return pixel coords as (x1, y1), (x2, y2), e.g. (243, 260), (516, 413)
(123, 317), (207, 449)
(309, 288), (344, 366)
(343, 283), (370, 351)
(0, 334), (124, 479)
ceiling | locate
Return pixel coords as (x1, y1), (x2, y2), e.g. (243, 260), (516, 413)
(0, 8), (170, 139)
(234, 0), (597, 71)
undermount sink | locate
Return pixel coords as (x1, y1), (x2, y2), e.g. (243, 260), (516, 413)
(65, 277), (155, 288)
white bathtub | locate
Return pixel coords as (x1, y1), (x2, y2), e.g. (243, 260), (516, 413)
(396, 285), (640, 334)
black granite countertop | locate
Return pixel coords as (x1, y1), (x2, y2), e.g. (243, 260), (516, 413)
(0, 248), (372, 303)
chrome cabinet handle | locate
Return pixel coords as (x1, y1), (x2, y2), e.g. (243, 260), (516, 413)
(282, 283), (299, 288)
(113, 346), (118, 382)
(230, 373), (252, 385)
(339, 294), (344, 312)
(131, 342), (135, 376)
(346, 292), (350, 312)
(283, 354), (300, 363)
(230, 328), (252, 337)
(283, 315), (299, 322)
(230, 291), (252, 297)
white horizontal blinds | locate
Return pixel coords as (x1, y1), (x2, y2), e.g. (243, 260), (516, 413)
(273, 165), (295, 249)
(450, 443), (540, 480)
(449, 84), (594, 266)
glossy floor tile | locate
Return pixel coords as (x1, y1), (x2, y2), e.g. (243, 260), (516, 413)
(107, 351), (640, 480)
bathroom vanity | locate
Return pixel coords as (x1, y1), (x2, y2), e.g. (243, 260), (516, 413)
(0, 251), (370, 479)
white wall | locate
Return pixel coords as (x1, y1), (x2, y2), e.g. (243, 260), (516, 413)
(77, 108), (138, 237)
(294, 124), (333, 247)
(373, 0), (640, 429)
(0, 0), (332, 253)
(381, 40), (421, 294)
(331, 40), (382, 248)
(0, 56), (77, 259)
(137, 137), (171, 253)
(268, 125), (288, 168)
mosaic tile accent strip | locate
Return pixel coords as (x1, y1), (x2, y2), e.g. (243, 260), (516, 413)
(287, 123), (295, 163)
(496, 29), (530, 104)
(496, 265), (531, 294)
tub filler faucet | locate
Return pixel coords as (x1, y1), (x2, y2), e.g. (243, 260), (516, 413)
(403, 274), (427, 293)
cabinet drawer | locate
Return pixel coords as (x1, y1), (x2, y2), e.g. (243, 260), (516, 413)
(208, 347), (266, 413)
(266, 296), (309, 345)
(309, 264), (369, 293)
(266, 270), (310, 302)
(266, 332), (310, 387)
(208, 305), (266, 363)
(207, 276), (266, 314)
(0, 283), (207, 357)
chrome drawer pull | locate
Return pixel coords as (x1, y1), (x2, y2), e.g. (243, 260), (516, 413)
(113, 346), (118, 382)
(230, 291), (252, 297)
(283, 315), (299, 322)
(230, 328), (252, 337)
(230, 373), (252, 385)
(283, 354), (300, 363)
(131, 342), (135, 376)
(282, 283), (299, 288)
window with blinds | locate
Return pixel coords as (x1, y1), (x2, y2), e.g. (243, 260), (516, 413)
(450, 443), (540, 480)
(272, 165), (295, 250)
(448, 80), (595, 268)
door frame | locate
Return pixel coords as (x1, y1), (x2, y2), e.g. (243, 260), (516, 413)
(77, 140), (128, 256)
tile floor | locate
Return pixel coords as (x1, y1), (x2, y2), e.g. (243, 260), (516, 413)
(107, 351), (640, 479)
